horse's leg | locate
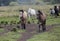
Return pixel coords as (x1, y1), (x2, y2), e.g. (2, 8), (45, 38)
(29, 14), (30, 19)
(39, 24), (41, 32)
(42, 20), (46, 32)
(20, 18), (23, 29)
(28, 13), (31, 19)
(23, 23), (26, 29)
(23, 19), (26, 29)
(38, 21), (41, 32)
(21, 18), (26, 29)
(21, 22), (26, 29)
(21, 23), (24, 29)
(31, 14), (36, 23)
(28, 14), (31, 22)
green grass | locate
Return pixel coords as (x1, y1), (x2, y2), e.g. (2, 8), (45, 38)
(0, 28), (4, 32)
(0, 5), (60, 25)
(0, 15), (60, 25)
(0, 5), (60, 41)
(0, 30), (25, 41)
(27, 26), (60, 41)
(0, 16), (19, 24)
(46, 15), (60, 25)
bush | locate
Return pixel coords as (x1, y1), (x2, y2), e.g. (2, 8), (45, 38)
(17, 21), (21, 24)
(4, 21), (8, 25)
(11, 28), (17, 32)
(1, 21), (4, 24)
(27, 21), (31, 24)
(10, 21), (16, 25)
(9, 2), (19, 6)
(17, 25), (20, 29)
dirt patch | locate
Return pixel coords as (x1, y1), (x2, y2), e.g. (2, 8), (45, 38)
(0, 24), (60, 41)
(17, 24), (60, 41)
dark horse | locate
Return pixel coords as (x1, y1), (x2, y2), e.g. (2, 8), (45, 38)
(19, 10), (27, 29)
(59, 6), (60, 13)
(37, 10), (46, 32)
(54, 6), (59, 17)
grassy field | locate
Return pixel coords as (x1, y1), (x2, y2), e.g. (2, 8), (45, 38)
(0, 5), (54, 16)
(27, 26), (60, 41)
(0, 15), (60, 25)
(0, 5), (60, 25)
(0, 30), (25, 41)
(0, 5), (60, 41)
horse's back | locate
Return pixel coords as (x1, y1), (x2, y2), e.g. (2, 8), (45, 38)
(28, 8), (36, 15)
(41, 13), (46, 21)
(23, 11), (28, 19)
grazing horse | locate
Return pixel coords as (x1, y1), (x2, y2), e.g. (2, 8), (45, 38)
(28, 8), (37, 20)
(54, 6), (59, 17)
(50, 8), (55, 16)
(37, 10), (46, 32)
(19, 10), (28, 29)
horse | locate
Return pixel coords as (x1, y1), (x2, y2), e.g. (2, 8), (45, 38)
(28, 8), (37, 22)
(50, 8), (55, 16)
(36, 10), (46, 32)
(58, 6), (60, 13)
(19, 10), (28, 29)
(54, 6), (59, 17)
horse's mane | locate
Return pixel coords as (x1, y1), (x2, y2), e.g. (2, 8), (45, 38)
(38, 10), (43, 15)
(19, 10), (24, 13)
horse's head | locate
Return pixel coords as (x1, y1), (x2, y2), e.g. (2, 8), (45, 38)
(29, 8), (32, 10)
(37, 10), (43, 15)
(19, 10), (24, 13)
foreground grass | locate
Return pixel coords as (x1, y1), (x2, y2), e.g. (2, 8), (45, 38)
(27, 26), (60, 41)
(0, 30), (25, 41)
(46, 15), (60, 25)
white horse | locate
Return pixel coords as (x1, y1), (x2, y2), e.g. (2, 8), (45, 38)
(28, 8), (37, 19)
(50, 8), (55, 16)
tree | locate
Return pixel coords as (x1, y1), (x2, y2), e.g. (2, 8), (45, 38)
(0, 0), (16, 6)
(43, 0), (60, 4)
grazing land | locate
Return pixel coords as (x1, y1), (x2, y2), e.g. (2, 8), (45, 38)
(0, 5), (60, 41)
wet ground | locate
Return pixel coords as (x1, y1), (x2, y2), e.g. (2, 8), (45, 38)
(0, 24), (60, 41)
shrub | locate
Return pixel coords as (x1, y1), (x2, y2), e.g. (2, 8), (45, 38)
(17, 21), (21, 24)
(10, 21), (16, 25)
(13, 21), (16, 24)
(11, 28), (17, 32)
(17, 25), (20, 29)
(27, 21), (31, 24)
(9, 2), (19, 6)
(4, 21), (8, 25)
(1, 21), (4, 24)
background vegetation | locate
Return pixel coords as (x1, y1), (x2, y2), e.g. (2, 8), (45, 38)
(0, 0), (60, 6)
(0, 0), (60, 41)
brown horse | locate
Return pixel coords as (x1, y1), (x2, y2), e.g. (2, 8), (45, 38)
(19, 10), (27, 29)
(37, 10), (46, 32)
